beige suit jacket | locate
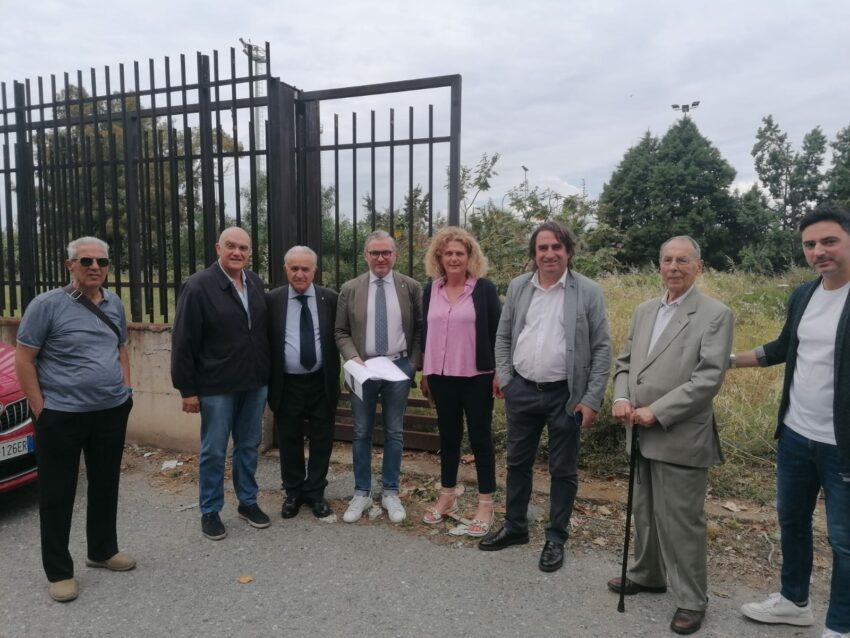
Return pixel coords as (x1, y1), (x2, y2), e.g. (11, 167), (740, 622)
(613, 287), (733, 468)
(334, 270), (423, 369)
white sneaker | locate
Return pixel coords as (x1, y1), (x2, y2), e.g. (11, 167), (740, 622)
(741, 592), (814, 626)
(823, 628), (850, 638)
(381, 493), (406, 523)
(343, 494), (373, 523)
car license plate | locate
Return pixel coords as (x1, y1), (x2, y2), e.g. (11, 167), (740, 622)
(0, 435), (34, 460)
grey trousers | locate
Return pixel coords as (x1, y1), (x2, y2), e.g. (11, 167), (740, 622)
(503, 376), (578, 544)
(628, 452), (709, 612)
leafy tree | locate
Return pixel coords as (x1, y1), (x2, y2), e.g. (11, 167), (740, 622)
(597, 132), (659, 259)
(457, 152), (499, 225)
(827, 123), (850, 208)
(731, 185), (800, 274)
(599, 119), (736, 268)
(752, 116), (827, 229)
(467, 202), (530, 293)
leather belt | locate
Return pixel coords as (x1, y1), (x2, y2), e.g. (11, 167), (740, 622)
(385, 350), (408, 362)
(283, 368), (323, 379)
(514, 372), (569, 392)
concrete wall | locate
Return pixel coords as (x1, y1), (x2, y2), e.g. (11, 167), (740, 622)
(0, 318), (275, 453)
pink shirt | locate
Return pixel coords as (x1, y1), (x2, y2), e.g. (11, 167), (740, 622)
(423, 277), (492, 377)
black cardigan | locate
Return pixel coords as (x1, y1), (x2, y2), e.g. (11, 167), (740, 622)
(758, 277), (850, 460)
(422, 277), (501, 374)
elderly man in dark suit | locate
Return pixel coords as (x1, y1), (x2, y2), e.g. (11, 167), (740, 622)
(608, 235), (733, 635)
(335, 230), (422, 524)
(267, 246), (340, 520)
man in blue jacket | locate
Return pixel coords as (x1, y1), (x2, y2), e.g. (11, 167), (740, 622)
(171, 227), (272, 540)
(734, 204), (850, 638)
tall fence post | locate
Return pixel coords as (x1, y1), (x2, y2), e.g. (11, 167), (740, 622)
(266, 78), (297, 288)
(13, 82), (37, 309)
(299, 100), (322, 265)
(447, 75), (462, 227)
(123, 112), (143, 322)
(197, 54), (217, 264)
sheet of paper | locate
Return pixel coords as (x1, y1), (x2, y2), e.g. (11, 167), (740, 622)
(342, 357), (410, 399)
(363, 356), (410, 382)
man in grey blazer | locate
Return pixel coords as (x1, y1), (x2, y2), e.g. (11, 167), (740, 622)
(607, 236), (733, 635)
(479, 221), (611, 573)
(335, 231), (422, 524)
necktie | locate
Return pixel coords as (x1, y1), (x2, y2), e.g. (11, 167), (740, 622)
(296, 295), (317, 370)
(375, 278), (388, 355)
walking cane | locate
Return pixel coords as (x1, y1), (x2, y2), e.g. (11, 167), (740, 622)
(617, 425), (639, 613)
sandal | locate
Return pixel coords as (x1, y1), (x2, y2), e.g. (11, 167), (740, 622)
(465, 498), (495, 537)
(422, 488), (459, 525)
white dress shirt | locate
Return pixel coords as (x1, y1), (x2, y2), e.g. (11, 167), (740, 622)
(512, 269), (568, 382)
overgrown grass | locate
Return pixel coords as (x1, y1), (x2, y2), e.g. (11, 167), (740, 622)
(484, 267), (814, 505)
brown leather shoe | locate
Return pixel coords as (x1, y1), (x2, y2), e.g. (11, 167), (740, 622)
(607, 576), (667, 595)
(670, 608), (704, 635)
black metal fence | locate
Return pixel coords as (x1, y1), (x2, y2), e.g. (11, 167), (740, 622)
(0, 44), (461, 321)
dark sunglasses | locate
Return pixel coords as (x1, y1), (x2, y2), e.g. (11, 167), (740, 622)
(73, 257), (110, 268)
(367, 250), (394, 259)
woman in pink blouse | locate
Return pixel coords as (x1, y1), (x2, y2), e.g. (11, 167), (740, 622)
(420, 227), (501, 536)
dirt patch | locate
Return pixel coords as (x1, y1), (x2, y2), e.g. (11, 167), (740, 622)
(122, 443), (831, 598)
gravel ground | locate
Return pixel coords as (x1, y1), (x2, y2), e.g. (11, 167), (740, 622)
(0, 448), (826, 638)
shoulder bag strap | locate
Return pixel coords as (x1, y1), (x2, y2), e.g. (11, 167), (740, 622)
(63, 284), (122, 343)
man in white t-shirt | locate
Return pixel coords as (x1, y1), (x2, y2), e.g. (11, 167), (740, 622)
(733, 204), (850, 638)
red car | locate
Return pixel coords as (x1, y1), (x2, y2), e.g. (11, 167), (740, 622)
(0, 341), (36, 492)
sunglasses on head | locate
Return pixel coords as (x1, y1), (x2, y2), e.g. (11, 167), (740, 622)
(73, 257), (110, 268)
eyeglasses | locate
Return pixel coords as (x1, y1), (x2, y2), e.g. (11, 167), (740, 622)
(367, 250), (394, 259)
(72, 257), (110, 268)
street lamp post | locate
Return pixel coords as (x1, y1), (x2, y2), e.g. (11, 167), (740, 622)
(671, 100), (700, 116)
(521, 165), (529, 196)
(239, 38), (268, 170)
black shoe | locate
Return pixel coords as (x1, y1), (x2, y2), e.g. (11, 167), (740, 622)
(238, 503), (271, 529)
(539, 541), (564, 572)
(478, 526), (530, 551)
(670, 608), (704, 635)
(201, 512), (227, 540)
(305, 496), (331, 518)
(606, 576), (668, 595)
(281, 495), (304, 519)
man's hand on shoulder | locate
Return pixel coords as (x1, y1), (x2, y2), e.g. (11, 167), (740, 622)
(182, 396), (201, 413)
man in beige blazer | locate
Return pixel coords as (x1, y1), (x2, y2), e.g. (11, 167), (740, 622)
(335, 230), (422, 524)
(607, 236), (733, 635)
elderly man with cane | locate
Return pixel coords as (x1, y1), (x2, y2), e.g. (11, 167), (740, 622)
(608, 236), (733, 634)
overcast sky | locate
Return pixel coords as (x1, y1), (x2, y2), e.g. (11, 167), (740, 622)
(2, 0), (849, 203)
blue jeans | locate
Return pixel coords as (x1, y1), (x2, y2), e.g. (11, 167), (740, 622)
(198, 386), (268, 514)
(777, 426), (850, 633)
(349, 357), (412, 496)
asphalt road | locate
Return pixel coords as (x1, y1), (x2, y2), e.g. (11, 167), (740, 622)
(0, 451), (823, 638)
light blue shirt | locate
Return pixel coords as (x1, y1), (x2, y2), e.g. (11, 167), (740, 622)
(16, 287), (130, 412)
(284, 284), (322, 373)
